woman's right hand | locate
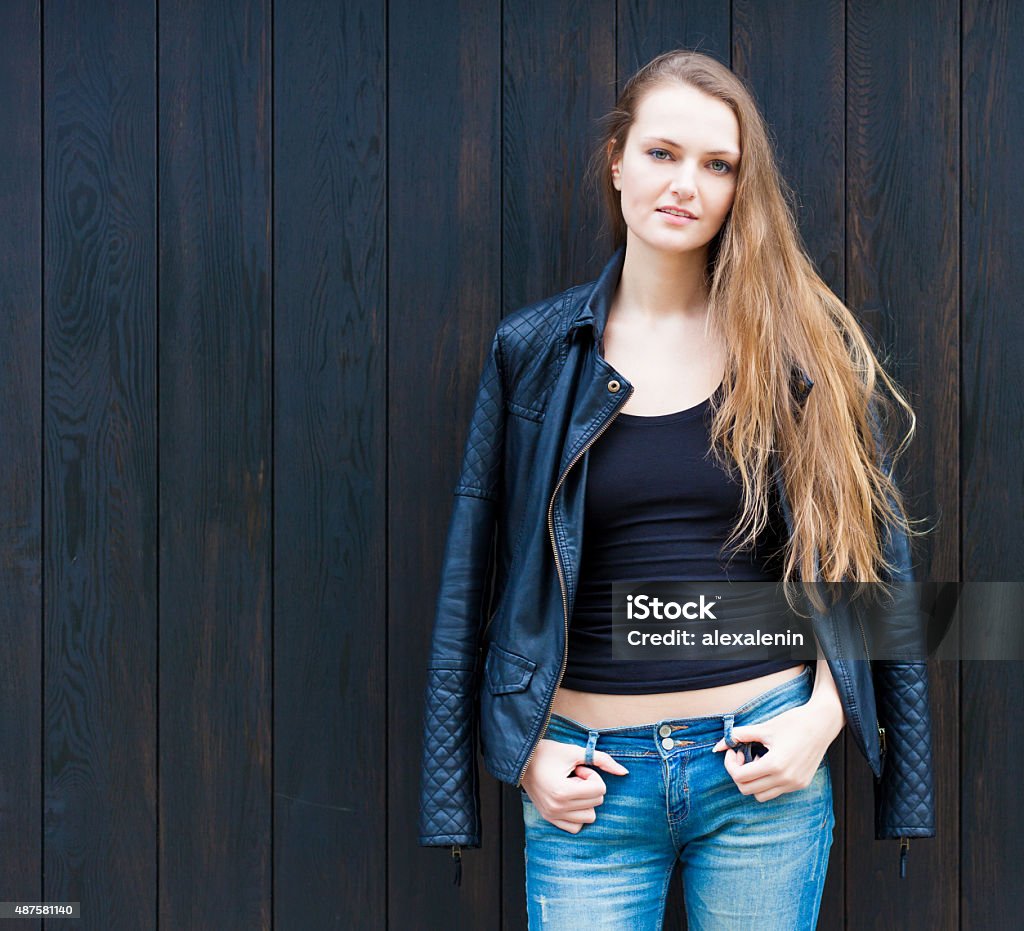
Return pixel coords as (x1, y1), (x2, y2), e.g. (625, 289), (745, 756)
(520, 738), (630, 833)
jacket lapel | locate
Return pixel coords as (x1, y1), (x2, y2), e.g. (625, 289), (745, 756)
(566, 244), (816, 412)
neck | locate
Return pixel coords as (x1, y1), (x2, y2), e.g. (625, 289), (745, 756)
(613, 235), (711, 322)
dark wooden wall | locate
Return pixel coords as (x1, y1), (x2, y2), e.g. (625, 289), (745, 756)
(0, 0), (1019, 928)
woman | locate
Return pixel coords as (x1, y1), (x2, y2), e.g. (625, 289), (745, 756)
(418, 49), (935, 929)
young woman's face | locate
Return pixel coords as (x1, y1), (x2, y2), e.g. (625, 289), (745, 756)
(610, 83), (741, 256)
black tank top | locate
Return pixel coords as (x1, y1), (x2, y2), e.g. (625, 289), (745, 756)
(561, 384), (806, 693)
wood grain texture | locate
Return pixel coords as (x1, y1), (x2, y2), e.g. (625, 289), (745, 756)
(388, 1), (503, 928)
(274, 1), (387, 929)
(961, 1), (1024, 929)
(0, 0), (43, 923)
(502, 0), (616, 310)
(844, 0), (959, 926)
(158, 0), (272, 927)
(42, 0), (158, 928)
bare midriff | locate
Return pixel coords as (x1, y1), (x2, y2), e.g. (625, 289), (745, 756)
(549, 663), (808, 729)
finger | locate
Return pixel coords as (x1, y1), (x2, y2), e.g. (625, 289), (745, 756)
(573, 788), (607, 804)
(714, 730), (764, 753)
(723, 748), (762, 788)
(750, 781), (788, 801)
(561, 807), (598, 824)
(589, 749), (630, 775)
(568, 769), (607, 799)
(551, 819), (583, 833)
(559, 787), (607, 808)
(545, 806), (596, 826)
(725, 726), (762, 745)
(730, 754), (772, 785)
(722, 747), (744, 775)
(572, 766), (608, 791)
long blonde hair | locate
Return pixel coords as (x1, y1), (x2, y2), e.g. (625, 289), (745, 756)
(585, 49), (926, 612)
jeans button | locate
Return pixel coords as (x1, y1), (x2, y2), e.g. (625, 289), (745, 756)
(658, 724), (672, 738)
(661, 737), (674, 750)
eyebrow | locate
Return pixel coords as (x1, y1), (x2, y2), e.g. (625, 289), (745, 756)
(640, 136), (740, 157)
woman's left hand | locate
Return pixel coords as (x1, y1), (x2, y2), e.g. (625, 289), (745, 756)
(711, 697), (845, 802)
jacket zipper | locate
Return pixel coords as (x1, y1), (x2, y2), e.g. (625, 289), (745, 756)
(850, 546), (903, 879)
(515, 385), (633, 786)
(855, 608), (886, 763)
(861, 610), (902, 878)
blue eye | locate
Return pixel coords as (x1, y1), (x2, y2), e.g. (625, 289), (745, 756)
(647, 149), (733, 174)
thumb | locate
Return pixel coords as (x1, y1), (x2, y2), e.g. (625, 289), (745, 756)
(712, 726), (761, 752)
(587, 749), (630, 775)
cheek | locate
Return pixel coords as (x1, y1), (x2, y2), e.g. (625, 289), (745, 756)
(620, 188), (649, 221)
(625, 179), (661, 213)
(700, 193), (733, 230)
(711, 184), (737, 217)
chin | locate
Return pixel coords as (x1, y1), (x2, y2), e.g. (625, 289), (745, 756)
(632, 229), (707, 257)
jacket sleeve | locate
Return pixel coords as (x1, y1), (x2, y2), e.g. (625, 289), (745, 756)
(866, 399), (936, 843)
(417, 324), (506, 848)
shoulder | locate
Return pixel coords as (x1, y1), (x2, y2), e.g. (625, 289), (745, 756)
(495, 282), (588, 373)
(495, 282), (585, 358)
(491, 279), (593, 416)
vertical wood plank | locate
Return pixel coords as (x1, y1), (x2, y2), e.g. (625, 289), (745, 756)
(158, 1), (272, 926)
(273, 1), (388, 928)
(733, 2), (849, 926)
(845, 1), (959, 926)
(619, 1), (731, 79)
(387, 0), (503, 926)
(0, 0), (42, 923)
(961, 1), (1024, 928)
(43, 0), (157, 927)
(502, 0), (616, 311)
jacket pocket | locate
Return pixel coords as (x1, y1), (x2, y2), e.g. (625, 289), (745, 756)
(484, 643), (537, 695)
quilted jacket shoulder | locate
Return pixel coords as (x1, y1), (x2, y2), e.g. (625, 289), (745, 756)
(494, 286), (579, 417)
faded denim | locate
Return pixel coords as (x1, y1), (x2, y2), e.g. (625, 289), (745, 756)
(521, 666), (834, 929)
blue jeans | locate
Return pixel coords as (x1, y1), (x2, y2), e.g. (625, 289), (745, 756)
(521, 665), (834, 930)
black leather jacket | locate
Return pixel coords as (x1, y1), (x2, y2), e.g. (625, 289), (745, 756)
(418, 245), (935, 882)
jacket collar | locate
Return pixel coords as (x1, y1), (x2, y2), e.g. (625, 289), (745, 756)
(567, 243), (815, 407)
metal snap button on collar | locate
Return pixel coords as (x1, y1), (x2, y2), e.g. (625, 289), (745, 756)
(607, 379), (621, 393)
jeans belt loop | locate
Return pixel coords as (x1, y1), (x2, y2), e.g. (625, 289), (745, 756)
(723, 712), (741, 749)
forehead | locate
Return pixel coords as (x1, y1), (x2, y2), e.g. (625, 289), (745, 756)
(632, 84), (740, 152)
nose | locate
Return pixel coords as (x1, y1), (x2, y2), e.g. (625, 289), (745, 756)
(670, 159), (698, 199)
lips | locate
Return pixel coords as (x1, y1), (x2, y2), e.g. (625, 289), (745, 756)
(657, 207), (698, 219)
